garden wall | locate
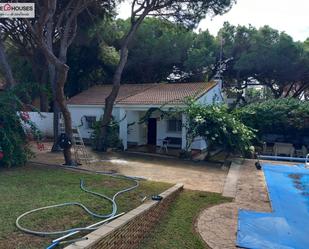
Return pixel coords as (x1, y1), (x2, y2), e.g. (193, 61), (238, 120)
(27, 112), (54, 137)
(64, 183), (183, 249)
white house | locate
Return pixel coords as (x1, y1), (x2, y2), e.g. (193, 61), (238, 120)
(67, 81), (223, 151)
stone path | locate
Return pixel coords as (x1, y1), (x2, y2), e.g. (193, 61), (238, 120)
(196, 160), (271, 249)
(222, 162), (241, 198)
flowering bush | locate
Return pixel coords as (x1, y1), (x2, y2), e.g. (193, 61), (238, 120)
(183, 99), (255, 155)
(0, 91), (37, 167)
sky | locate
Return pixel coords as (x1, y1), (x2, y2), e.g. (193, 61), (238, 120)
(117, 0), (309, 42)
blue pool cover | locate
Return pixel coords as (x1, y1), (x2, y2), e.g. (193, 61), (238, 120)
(237, 164), (309, 249)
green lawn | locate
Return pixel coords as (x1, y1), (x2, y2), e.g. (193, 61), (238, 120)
(139, 190), (231, 249)
(0, 164), (171, 249)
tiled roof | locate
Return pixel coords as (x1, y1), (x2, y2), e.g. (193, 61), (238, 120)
(67, 82), (217, 106)
(67, 84), (156, 105)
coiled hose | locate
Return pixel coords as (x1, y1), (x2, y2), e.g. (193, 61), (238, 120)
(15, 167), (139, 244)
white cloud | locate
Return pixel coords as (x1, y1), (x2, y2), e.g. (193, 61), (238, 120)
(198, 0), (309, 41)
(118, 0), (309, 41)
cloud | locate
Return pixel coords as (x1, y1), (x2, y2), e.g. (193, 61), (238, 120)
(118, 0), (309, 41)
(197, 0), (309, 41)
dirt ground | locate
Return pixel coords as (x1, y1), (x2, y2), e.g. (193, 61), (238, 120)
(32, 142), (228, 193)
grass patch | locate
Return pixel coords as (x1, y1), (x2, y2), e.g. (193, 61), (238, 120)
(139, 190), (231, 249)
(0, 164), (171, 249)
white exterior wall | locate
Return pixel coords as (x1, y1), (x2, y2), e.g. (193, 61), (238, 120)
(27, 112), (54, 137)
(118, 108), (128, 149)
(191, 137), (207, 150)
(127, 110), (140, 144)
(157, 118), (182, 148)
(139, 112), (148, 145)
(67, 82), (223, 151)
(190, 83), (223, 150)
(67, 105), (121, 139)
(126, 111), (148, 145)
(157, 116), (206, 150)
(197, 84), (223, 105)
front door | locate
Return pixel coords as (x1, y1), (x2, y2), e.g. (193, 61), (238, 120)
(147, 118), (157, 145)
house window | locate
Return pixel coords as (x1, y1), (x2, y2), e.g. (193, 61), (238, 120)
(167, 119), (182, 133)
(85, 116), (96, 129)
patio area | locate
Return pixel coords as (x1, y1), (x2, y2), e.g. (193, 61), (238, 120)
(31, 142), (229, 193)
(127, 144), (203, 158)
(196, 159), (271, 249)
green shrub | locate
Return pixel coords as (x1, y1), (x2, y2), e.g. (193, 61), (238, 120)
(234, 98), (309, 136)
(91, 117), (123, 151)
(183, 100), (255, 155)
(0, 91), (38, 167)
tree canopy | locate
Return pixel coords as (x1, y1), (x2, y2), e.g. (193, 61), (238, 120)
(219, 23), (309, 99)
(66, 20), (309, 100)
(3, 18), (308, 103)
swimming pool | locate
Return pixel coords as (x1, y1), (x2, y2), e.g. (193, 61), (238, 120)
(237, 163), (309, 249)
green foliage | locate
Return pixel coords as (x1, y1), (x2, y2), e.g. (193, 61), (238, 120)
(0, 165), (170, 248)
(123, 18), (194, 83)
(85, 17), (218, 84)
(235, 98), (309, 136)
(184, 30), (218, 81)
(243, 87), (273, 104)
(183, 99), (255, 155)
(220, 22), (309, 98)
(139, 190), (231, 249)
(99, 44), (120, 66)
(91, 117), (123, 150)
(65, 18), (307, 99)
(0, 91), (38, 167)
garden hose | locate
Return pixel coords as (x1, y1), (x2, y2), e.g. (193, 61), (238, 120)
(15, 169), (139, 247)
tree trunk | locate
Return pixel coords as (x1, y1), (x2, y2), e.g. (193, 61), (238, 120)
(39, 87), (49, 112)
(98, 14), (148, 150)
(98, 48), (128, 150)
(35, 65), (49, 112)
(24, 1), (81, 165)
(55, 64), (74, 165)
(0, 39), (16, 89)
(29, 49), (50, 112)
(49, 64), (62, 152)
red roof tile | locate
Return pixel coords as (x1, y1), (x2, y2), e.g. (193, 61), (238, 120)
(67, 82), (217, 106)
(67, 84), (156, 105)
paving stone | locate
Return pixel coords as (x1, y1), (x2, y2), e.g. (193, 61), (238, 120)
(196, 160), (271, 249)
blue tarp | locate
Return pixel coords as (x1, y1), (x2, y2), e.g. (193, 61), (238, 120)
(236, 164), (309, 249)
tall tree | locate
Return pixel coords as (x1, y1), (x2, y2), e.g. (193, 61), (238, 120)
(20, 0), (114, 164)
(0, 18), (51, 110)
(121, 18), (194, 83)
(184, 30), (218, 81)
(1, 0), (114, 165)
(98, 0), (235, 150)
(219, 23), (309, 100)
(0, 39), (16, 89)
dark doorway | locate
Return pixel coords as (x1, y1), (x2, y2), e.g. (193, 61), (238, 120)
(147, 118), (157, 145)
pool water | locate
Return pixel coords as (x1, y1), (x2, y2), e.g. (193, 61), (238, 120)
(237, 164), (309, 249)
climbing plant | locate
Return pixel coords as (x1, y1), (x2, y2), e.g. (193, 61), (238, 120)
(91, 117), (123, 151)
(130, 99), (255, 157)
(182, 99), (255, 156)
